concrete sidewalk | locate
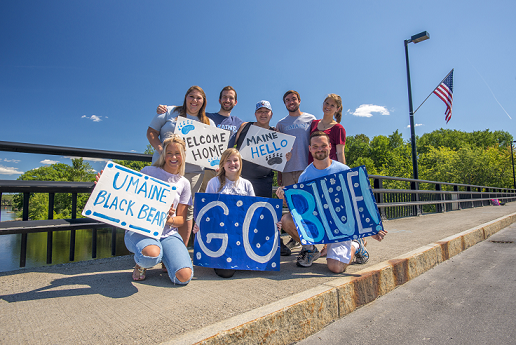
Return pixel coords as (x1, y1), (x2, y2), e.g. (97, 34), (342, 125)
(1, 203), (516, 345)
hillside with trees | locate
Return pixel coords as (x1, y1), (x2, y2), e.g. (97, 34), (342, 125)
(345, 129), (514, 189)
(14, 158), (96, 220)
(13, 129), (514, 220)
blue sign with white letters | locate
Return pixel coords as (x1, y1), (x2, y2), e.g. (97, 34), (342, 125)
(283, 166), (383, 245)
(193, 193), (282, 271)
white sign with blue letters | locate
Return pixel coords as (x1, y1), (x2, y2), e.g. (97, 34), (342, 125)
(174, 117), (231, 169)
(82, 161), (177, 239)
(239, 125), (295, 172)
(283, 166), (383, 244)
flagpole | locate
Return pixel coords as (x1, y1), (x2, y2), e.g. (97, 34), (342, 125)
(413, 69), (454, 114)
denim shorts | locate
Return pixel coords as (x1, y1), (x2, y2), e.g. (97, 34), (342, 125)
(124, 231), (193, 285)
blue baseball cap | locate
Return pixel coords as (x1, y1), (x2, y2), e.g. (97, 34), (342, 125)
(255, 100), (272, 112)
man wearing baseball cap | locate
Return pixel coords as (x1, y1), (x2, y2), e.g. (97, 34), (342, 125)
(232, 100), (275, 198)
(231, 101), (292, 256)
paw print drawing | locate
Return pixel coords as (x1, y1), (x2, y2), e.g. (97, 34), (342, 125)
(266, 153), (283, 166)
(208, 157), (220, 167)
(178, 119), (196, 135)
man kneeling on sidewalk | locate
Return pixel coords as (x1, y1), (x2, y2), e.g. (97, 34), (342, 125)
(276, 131), (387, 273)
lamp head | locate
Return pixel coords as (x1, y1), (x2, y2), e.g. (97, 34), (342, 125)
(409, 31), (430, 44)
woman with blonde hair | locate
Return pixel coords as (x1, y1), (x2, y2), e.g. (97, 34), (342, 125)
(205, 148), (254, 196)
(193, 148), (254, 278)
(147, 86), (215, 246)
(124, 134), (194, 284)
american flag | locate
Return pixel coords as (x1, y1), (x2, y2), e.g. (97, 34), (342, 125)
(433, 69), (454, 123)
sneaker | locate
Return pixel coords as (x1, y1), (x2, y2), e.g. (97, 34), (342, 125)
(285, 238), (301, 250)
(296, 246), (321, 267)
(353, 238), (369, 264)
(280, 238), (291, 256)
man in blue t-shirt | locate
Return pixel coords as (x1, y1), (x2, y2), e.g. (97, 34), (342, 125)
(202, 86), (243, 191)
(276, 131), (387, 272)
(205, 86), (243, 137)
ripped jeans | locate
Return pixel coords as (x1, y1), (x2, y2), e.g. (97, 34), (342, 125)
(124, 231), (193, 285)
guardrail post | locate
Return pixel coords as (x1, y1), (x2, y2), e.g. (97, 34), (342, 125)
(22, 192), (29, 221)
(410, 181), (421, 216)
(69, 193), (77, 262)
(453, 185), (461, 210)
(111, 227), (117, 256)
(435, 183), (444, 213)
(20, 192), (30, 267)
(92, 228), (97, 259)
(47, 193), (54, 264)
(466, 186), (473, 208)
(373, 177), (387, 220)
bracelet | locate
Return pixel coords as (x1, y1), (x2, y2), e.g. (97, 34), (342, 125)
(170, 217), (175, 226)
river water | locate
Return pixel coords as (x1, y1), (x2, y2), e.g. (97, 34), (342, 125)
(0, 206), (130, 273)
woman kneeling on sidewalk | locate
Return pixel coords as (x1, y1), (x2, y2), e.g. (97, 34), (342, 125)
(98, 135), (194, 285)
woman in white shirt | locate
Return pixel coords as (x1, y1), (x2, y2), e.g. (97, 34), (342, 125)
(194, 148), (254, 278)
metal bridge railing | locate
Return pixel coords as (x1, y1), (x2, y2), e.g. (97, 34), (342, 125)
(1, 140), (516, 268)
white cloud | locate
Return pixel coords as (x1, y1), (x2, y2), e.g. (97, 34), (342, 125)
(348, 104), (390, 118)
(406, 124), (423, 128)
(64, 156), (109, 163)
(3, 158), (20, 163)
(41, 159), (59, 164)
(0, 165), (23, 175)
(84, 157), (109, 163)
(82, 115), (103, 122)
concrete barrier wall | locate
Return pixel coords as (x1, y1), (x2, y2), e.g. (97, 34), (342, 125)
(168, 212), (516, 345)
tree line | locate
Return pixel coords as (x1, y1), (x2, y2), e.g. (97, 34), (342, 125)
(345, 128), (514, 189)
(12, 129), (514, 220)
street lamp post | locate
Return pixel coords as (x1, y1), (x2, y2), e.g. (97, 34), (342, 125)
(511, 141), (516, 189)
(404, 31), (430, 180)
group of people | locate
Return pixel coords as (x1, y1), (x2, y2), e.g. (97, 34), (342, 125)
(120, 85), (386, 285)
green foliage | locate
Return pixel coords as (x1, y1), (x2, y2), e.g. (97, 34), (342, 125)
(419, 145), (513, 188)
(418, 128), (513, 154)
(345, 134), (371, 165)
(113, 144), (154, 171)
(345, 129), (514, 189)
(14, 158), (96, 220)
(1, 194), (14, 206)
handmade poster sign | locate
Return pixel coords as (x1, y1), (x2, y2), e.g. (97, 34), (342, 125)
(239, 125), (295, 172)
(82, 161), (177, 239)
(174, 117), (230, 169)
(283, 165), (383, 245)
(193, 193), (282, 271)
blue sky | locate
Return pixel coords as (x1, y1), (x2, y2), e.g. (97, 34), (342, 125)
(1, 0), (514, 179)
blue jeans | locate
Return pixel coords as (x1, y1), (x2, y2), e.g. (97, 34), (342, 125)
(124, 231), (193, 285)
